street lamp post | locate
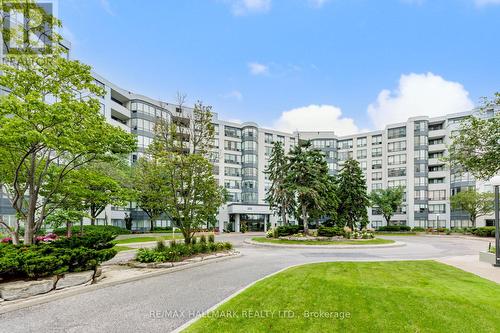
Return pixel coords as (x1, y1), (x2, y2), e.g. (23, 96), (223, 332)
(490, 176), (500, 267)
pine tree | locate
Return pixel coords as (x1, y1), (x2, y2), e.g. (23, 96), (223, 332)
(265, 142), (295, 225)
(286, 142), (329, 234)
(336, 159), (370, 230)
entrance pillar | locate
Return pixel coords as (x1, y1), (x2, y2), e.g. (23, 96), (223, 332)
(235, 214), (240, 233)
(264, 215), (268, 232)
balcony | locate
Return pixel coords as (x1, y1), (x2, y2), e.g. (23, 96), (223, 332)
(111, 99), (130, 118)
(428, 143), (446, 153)
(428, 129), (446, 139)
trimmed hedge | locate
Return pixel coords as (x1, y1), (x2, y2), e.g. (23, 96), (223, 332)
(317, 226), (344, 237)
(377, 225), (412, 232)
(53, 225), (131, 236)
(136, 240), (232, 263)
(0, 230), (117, 280)
(472, 227), (496, 237)
(275, 225), (302, 237)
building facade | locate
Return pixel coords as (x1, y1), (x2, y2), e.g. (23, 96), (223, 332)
(0, 70), (497, 233)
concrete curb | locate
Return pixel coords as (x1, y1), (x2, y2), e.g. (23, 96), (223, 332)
(419, 234), (494, 243)
(243, 239), (406, 249)
(0, 252), (242, 315)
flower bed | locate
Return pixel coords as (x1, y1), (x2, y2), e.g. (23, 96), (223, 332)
(135, 236), (233, 264)
(267, 226), (375, 241)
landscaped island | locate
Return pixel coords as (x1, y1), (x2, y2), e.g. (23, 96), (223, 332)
(183, 261), (500, 332)
(259, 225), (394, 245)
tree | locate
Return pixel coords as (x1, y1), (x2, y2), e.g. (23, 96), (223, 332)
(133, 158), (167, 232)
(45, 209), (87, 238)
(0, 2), (137, 244)
(336, 159), (370, 230)
(448, 93), (500, 180)
(74, 161), (133, 226)
(370, 187), (405, 226)
(265, 142), (295, 226)
(155, 153), (226, 244)
(450, 189), (494, 227)
(148, 103), (226, 244)
(286, 142), (329, 234)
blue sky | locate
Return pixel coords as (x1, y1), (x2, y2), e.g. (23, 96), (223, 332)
(59, 0), (500, 134)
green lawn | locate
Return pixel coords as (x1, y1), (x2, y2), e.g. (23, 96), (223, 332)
(251, 237), (394, 245)
(184, 261), (500, 333)
(113, 235), (183, 245)
(491, 247), (496, 254)
(113, 245), (135, 252)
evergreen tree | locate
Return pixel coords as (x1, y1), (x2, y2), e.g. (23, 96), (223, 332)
(286, 142), (329, 234)
(336, 159), (370, 230)
(265, 142), (295, 225)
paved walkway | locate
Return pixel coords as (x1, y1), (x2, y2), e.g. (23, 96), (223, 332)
(0, 234), (497, 333)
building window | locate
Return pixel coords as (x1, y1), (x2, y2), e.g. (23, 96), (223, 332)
(388, 179), (407, 188)
(414, 190), (428, 200)
(414, 204), (428, 213)
(224, 126), (241, 138)
(242, 127), (257, 138)
(415, 177), (428, 186)
(372, 172), (382, 181)
(388, 167), (406, 178)
(224, 140), (241, 151)
(242, 141), (257, 151)
(224, 153), (241, 164)
(429, 204), (446, 214)
(372, 159), (382, 169)
(224, 167), (241, 177)
(414, 150), (428, 161)
(429, 178), (445, 184)
(429, 165), (445, 172)
(388, 154), (407, 165)
(360, 161), (367, 170)
(414, 135), (428, 146)
(338, 139), (353, 149)
(371, 147), (382, 157)
(429, 190), (446, 201)
(372, 135), (382, 145)
(414, 121), (428, 132)
(429, 138), (444, 145)
(357, 149), (367, 159)
(276, 135), (285, 144)
(388, 127), (406, 139)
(388, 140), (406, 152)
(357, 137), (367, 147)
(372, 183), (383, 191)
(265, 133), (273, 144)
(429, 152), (444, 159)
(415, 163), (426, 173)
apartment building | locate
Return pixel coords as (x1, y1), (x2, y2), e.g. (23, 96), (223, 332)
(0, 9), (497, 232)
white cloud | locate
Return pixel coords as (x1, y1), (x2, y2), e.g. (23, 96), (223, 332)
(248, 62), (269, 75)
(475, 0), (500, 6)
(227, 0), (271, 15)
(222, 90), (243, 101)
(273, 104), (361, 136)
(367, 72), (474, 129)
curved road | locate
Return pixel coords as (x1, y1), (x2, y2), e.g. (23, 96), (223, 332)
(0, 234), (489, 333)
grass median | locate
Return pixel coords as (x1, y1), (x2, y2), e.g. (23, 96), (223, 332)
(251, 237), (394, 245)
(113, 234), (184, 245)
(184, 261), (500, 333)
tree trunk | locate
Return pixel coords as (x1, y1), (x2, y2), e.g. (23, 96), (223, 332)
(66, 221), (73, 238)
(471, 216), (476, 228)
(183, 230), (191, 245)
(150, 218), (154, 232)
(281, 211), (287, 226)
(90, 215), (96, 226)
(302, 204), (308, 235)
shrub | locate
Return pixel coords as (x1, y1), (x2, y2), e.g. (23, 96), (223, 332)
(0, 235), (117, 280)
(318, 226), (344, 237)
(472, 227), (495, 237)
(170, 239), (178, 248)
(135, 241), (233, 263)
(377, 225), (411, 232)
(199, 235), (207, 244)
(412, 227), (425, 232)
(208, 234), (215, 243)
(276, 225), (301, 237)
(53, 225), (130, 236)
(191, 237), (197, 245)
(155, 240), (166, 251)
